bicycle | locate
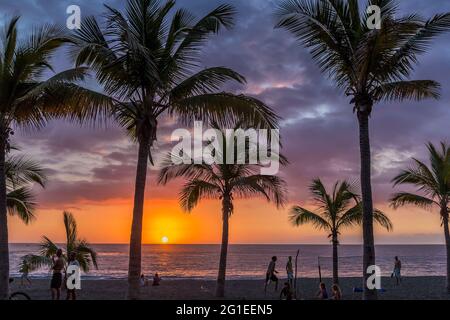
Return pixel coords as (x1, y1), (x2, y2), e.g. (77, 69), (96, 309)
(8, 278), (31, 300)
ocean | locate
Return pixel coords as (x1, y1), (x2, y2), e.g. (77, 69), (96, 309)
(9, 244), (447, 280)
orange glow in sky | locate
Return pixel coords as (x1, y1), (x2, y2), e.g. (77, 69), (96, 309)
(8, 197), (446, 245)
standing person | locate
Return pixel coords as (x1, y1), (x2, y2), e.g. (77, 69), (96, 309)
(265, 256), (279, 293)
(66, 252), (80, 300)
(286, 256), (294, 287)
(392, 256), (402, 285)
(50, 249), (64, 300)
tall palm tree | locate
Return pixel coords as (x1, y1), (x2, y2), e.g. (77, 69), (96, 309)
(72, 0), (279, 299)
(275, 0), (450, 299)
(0, 17), (109, 299)
(390, 142), (450, 293)
(158, 123), (287, 297)
(19, 211), (98, 275)
(290, 179), (392, 284)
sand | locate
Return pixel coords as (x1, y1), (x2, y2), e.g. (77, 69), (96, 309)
(9, 276), (450, 300)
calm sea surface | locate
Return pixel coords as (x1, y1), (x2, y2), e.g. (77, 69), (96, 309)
(9, 244), (447, 280)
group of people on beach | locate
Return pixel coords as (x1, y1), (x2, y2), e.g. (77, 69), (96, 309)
(49, 249), (79, 300)
(265, 255), (342, 300)
(265, 255), (403, 300)
(140, 273), (162, 287)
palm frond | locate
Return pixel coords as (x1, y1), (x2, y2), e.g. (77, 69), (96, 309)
(390, 192), (436, 210)
(63, 211), (78, 253)
(232, 175), (287, 208)
(170, 93), (279, 129)
(5, 155), (47, 188)
(39, 236), (59, 258)
(337, 204), (393, 231)
(170, 67), (246, 99)
(19, 254), (52, 273)
(373, 80), (440, 101)
(289, 206), (331, 231)
(179, 179), (221, 212)
(373, 209), (394, 231)
(6, 187), (36, 224)
(74, 240), (98, 272)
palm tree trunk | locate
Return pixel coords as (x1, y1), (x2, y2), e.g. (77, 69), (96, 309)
(127, 140), (149, 300)
(332, 236), (339, 285)
(358, 109), (377, 300)
(216, 195), (231, 298)
(0, 136), (9, 300)
(442, 206), (450, 294)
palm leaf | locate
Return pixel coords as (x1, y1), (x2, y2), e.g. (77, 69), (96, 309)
(289, 206), (331, 231)
(390, 192), (436, 210)
(6, 187), (36, 224)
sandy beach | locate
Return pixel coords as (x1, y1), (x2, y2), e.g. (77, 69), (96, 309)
(9, 277), (450, 300)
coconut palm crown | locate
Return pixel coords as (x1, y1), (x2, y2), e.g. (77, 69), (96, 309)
(158, 122), (287, 297)
(290, 178), (392, 284)
(390, 142), (450, 292)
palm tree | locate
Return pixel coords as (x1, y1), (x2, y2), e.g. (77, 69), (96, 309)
(19, 211), (98, 275)
(290, 179), (392, 284)
(6, 153), (47, 224)
(0, 17), (110, 299)
(71, 0), (279, 299)
(390, 142), (450, 293)
(158, 123), (286, 297)
(275, 0), (450, 299)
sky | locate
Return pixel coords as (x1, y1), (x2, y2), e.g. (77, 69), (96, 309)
(3, 0), (450, 244)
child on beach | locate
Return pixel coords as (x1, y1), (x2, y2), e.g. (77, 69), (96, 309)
(153, 273), (161, 286)
(140, 274), (149, 287)
(317, 282), (329, 300)
(331, 284), (342, 300)
(280, 282), (293, 300)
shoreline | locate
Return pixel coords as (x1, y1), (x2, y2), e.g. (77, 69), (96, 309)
(10, 276), (450, 300)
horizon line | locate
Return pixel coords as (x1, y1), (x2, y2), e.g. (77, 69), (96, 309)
(9, 242), (446, 246)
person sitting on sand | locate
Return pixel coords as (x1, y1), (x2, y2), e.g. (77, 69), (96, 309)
(317, 282), (328, 300)
(286, 256), (294, 287)
(50, 249), (64, 300)
(280, 282), (293, 300)
(392, 256), (402, 285)
(331, 284), (342, 300)
(66, 252), (80, 300)
(140, 274), (149, 287)
(153, 273), (161, 286)
(265, 256), (279, 292)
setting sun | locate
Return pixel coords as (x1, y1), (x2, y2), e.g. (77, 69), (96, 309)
(161, 236), (169, 244)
